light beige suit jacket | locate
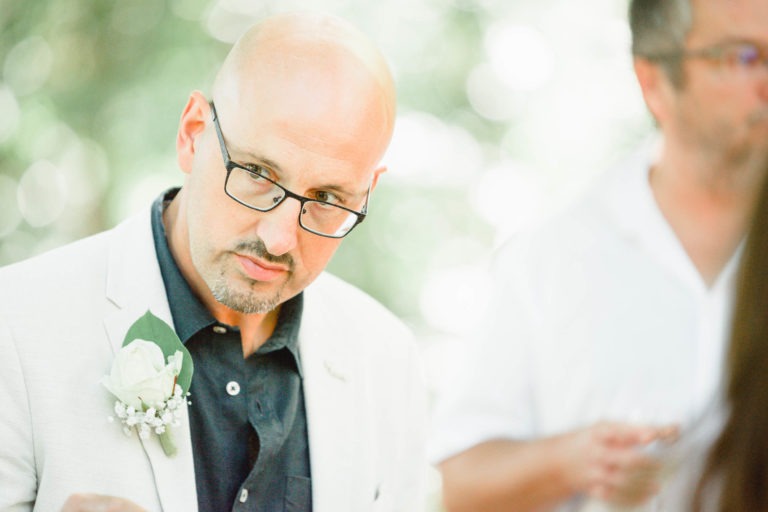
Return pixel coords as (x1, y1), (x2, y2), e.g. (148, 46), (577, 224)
(0, 207), (427, 512)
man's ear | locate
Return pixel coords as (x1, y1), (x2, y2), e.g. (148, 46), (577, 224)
(633, 58), (673, 125)
(370, 165), (387, 193)
(176, 91), (210, 174)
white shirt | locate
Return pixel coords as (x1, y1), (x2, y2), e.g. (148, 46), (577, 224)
(429, 144), (741, 511)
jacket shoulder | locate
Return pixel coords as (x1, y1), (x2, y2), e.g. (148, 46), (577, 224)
(304, 272), (413, 349)
(0, 230), (113, 307)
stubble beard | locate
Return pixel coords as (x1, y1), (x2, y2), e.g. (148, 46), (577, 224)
(711, 136), (768, 188)
(738, 111), (768, 176)
(210, 273), (283, 314)
(680, 109), (768, 188)
(198, 238), (294, 315)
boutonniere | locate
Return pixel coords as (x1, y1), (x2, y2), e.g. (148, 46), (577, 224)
(102, 310), (194, 456)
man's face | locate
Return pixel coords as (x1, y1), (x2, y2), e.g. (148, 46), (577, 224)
(664, 0), (768, 172)
(181, 59), (389, 315)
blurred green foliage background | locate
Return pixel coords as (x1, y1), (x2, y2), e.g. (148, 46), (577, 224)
(0, 1), (655, 507)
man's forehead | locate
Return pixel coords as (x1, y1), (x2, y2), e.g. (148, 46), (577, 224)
(212, 14), (395, 139)
(690, 0), (768, 31)
(216, 71), (390, 178)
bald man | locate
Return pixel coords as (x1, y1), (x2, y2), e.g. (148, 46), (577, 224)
(0, 13), (426, 512)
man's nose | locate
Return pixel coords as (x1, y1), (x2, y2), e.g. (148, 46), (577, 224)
(254, 197), (302, 256)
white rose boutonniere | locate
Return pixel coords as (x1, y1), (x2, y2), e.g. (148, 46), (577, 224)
(103, 311), (194, 457)
(103, 340), (182, 410)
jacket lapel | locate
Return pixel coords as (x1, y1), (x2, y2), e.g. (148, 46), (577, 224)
(103, 208), (198, 512)
(300, 280), (372, 512)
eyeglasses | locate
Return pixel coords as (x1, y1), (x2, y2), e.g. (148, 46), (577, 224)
(210, 102), (369, 239)
(647, 41), (768, 78)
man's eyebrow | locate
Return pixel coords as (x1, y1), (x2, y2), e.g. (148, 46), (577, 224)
(708, 37), (767, 47)
(228, 142), (367, 198)
(228, 141), (284, 173)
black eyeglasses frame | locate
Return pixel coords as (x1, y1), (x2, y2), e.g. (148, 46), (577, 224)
(209, 101), (369, 239)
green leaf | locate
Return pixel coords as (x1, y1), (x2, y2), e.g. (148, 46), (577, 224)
(158, 430), (178, 457)
(123, 310), (194, 394)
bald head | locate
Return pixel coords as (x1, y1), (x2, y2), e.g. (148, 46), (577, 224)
(211, 13), (396, 166)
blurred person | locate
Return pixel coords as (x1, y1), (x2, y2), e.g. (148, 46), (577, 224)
(431, 0), (768, 510)
(684, 162), (768, 511)
(0, 12), (426, 512)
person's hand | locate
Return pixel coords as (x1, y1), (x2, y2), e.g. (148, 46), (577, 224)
(558, 421), (678, 507)
(61, 493), (147, 512)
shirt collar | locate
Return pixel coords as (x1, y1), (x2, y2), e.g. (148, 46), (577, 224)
(600, 137), (743, 295)
(150, 188), (304, 373)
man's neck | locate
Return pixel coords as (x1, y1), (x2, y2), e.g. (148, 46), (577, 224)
(650, 145), (764, 287)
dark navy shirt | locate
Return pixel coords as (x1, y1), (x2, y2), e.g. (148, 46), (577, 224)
(151, 189), (312, 512)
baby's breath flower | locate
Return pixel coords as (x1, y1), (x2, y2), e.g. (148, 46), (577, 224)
(105, 340), (190, 457)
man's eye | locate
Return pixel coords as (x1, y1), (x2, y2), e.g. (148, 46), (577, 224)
(734, 45), (761, 67)
(244, 165), (270, 180)
(314, 190), (341, 205)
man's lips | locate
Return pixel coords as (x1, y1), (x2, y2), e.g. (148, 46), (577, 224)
(235, 254), (289, 282)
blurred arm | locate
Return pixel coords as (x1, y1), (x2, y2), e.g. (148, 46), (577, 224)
(441, 437), (573, 512)
(440, 422), (672, 512)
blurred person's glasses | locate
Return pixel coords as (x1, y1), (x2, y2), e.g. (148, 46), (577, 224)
(210, 102), (369, 239)
(648, 41), (768, 79)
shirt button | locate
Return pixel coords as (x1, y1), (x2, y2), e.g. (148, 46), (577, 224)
(239, 488), (249, 503)
(212, 325), (227, 334)
(226, 381), (241, 396)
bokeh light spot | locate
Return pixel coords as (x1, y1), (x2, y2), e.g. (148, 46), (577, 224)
(0, 85), (20, 144)
(0, 175), (22, 238)
(385, 112), (484, 185)
(470, 160), (544, 238)
(485, 23), (554, 91)
(3, 36), (53, 96)
(17, 160), (69, 228)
